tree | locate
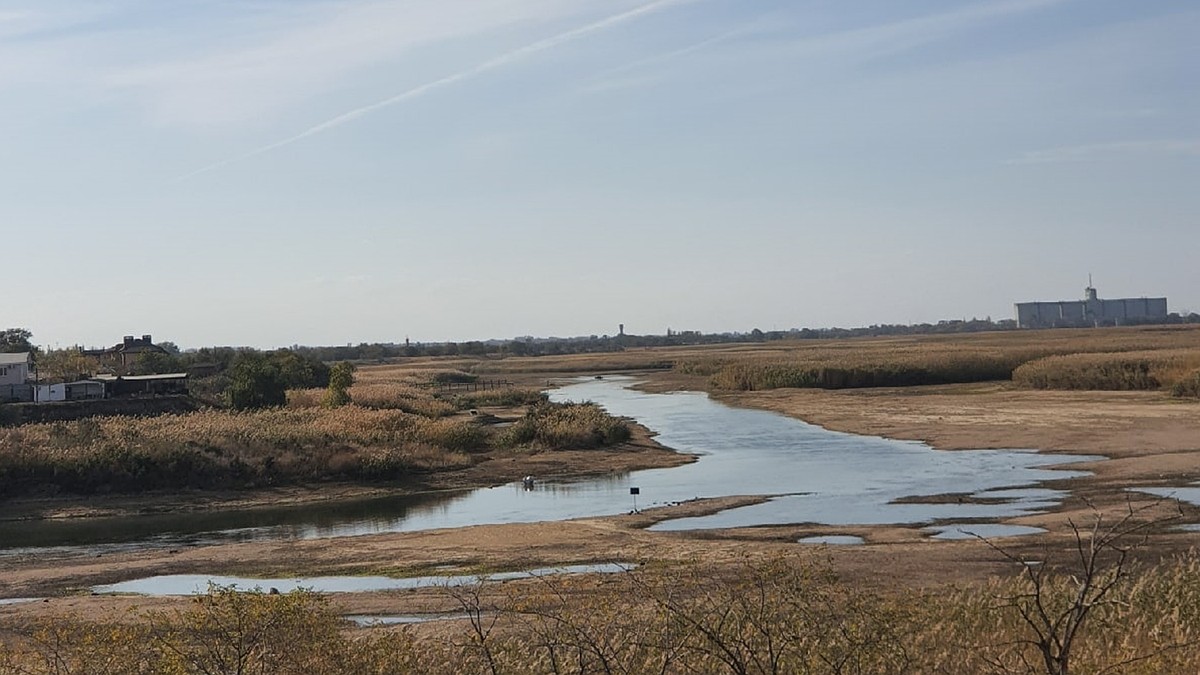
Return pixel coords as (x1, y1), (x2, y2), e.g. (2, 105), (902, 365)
(978, 499), (1185, 675)
(323, 361), (355, 408)
(131, 351), (183, 375)
(227, 353), (287, 410)
(270, 349), (331, 389)
(37, 348), (95, 381)
(0, 328), (33, 353)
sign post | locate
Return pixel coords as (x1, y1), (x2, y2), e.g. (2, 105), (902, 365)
(630, 486), (640, 513)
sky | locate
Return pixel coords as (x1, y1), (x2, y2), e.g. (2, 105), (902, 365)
(2, 0), (1197, 349)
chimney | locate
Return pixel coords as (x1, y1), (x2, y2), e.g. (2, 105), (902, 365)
(142, 334), (152, 343)
(123, 336), (134, 347)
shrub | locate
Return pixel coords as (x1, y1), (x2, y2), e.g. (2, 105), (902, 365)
(1171, 369), (1200, 398)
(451, 389), (547, 409)
(227, 353), (287, 410)
(431, 370), (478, 384)
(415, 418), (487, 452)
(499, 402), (631, 450)
(323, 361), (355, 408)
(0, 586), (417, 675)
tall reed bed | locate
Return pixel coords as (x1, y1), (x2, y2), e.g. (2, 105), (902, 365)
(0, 406), (481, 497)
(679, 327), (1200, 392)
(1012, 350), (1200, 392)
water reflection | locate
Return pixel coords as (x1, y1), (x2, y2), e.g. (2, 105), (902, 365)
(92, 563), (635, 596)
(797, 535), (865, 546)
(924, 524), (1047, 540)
(0, 598), (41, 606)
(0, 490), (466, 555)
(1134, 486), (1200, 507)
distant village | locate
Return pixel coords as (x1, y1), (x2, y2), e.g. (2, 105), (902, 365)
(1, 334), (188, 404)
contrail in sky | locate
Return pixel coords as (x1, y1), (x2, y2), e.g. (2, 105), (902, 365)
(178, 0), (696, 180)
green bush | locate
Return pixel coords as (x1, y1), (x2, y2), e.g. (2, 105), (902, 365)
(227, 353), (288, 410)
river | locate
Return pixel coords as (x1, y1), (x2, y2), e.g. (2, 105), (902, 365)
(0, 376), (1095, 555)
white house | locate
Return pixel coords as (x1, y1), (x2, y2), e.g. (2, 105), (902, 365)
(0, 352), (33, 402)
(35, 380), (106, 403)
(36, 383), (66, 402)
(0, 352), (31, 386)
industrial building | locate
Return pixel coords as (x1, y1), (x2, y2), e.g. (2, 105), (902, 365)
(1015, 283), (1168, 328)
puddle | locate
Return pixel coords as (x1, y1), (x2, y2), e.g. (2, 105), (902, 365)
(0, 598), (41, 606)
(92, 563), (634, 596)
(6, 377), (1097, 553)
(346, 613), (469, 626)
(1175, 524), (1200, 532)
(797, 535), (864, 545)
(972, 488), (1067, 501)
(1134, 486), (1200, 507)
(924, 524), (1046, 540)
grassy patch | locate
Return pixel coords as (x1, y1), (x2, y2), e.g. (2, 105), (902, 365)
(499, 402), (632, 450)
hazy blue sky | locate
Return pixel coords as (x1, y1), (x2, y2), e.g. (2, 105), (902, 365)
(3, 0), (1197, 349)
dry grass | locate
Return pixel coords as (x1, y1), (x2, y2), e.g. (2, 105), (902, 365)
(498, 402), (632, 450)
(1012, 349), (1200, 392)
(5, 553), (1200, 674)
(687, 328), (1199, 392)
(916, 555), (1200, 673)
(359, 326), (1200, 394)
(0, 406), (481, 496)
(0, 366), (631, 499)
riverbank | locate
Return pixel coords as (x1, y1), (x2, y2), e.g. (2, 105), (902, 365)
(713, 381), (1200, 486)
(0, 419), (689, 523)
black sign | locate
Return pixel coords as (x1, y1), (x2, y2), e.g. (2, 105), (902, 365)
(630, 487), (640, 495)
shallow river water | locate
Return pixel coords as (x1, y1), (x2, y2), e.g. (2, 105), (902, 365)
(0, 377), (1097, 554)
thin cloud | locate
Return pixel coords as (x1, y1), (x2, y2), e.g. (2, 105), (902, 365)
(1009, 140), (1200, 165)
(731, 0), (1075, 67)
(580, 0), (1075, 96)
(178, 0), (696, 180)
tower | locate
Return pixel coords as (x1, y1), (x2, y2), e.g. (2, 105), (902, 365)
(618, 323), (625, 336)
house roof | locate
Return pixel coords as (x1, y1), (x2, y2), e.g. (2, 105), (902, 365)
(83, 342), (167, 356)
(0, 352), (31, 365)
(93, 373), (188, 381)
